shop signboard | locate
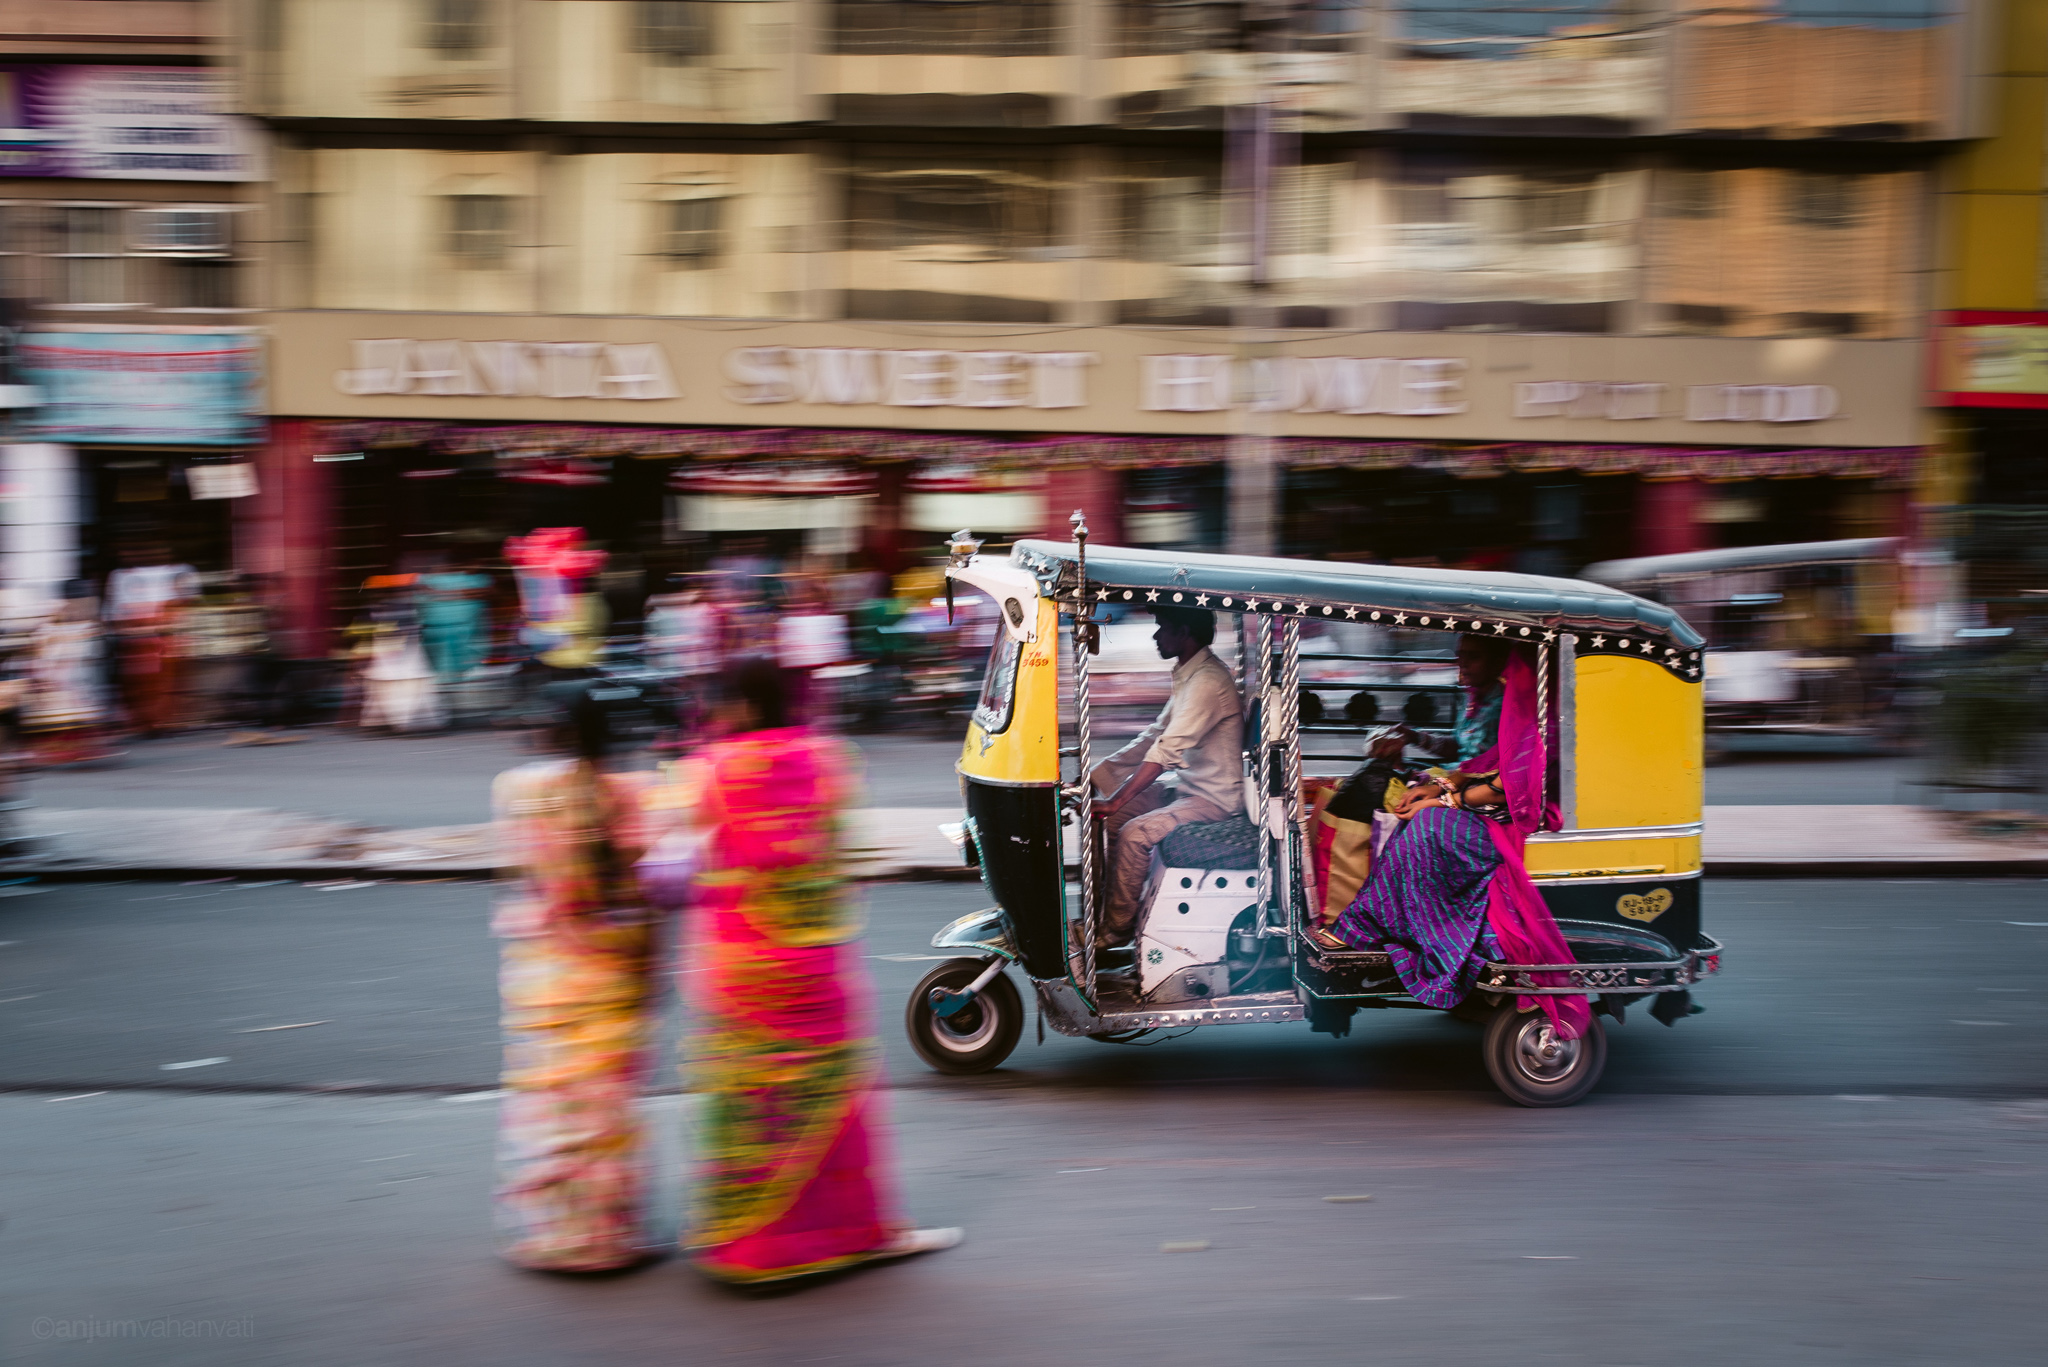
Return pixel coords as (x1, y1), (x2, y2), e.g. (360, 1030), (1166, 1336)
(0, 66), (263, 181)
(19, 332), (263, 445)
(273, 312), (1926, 449)
(1935, 312), (2048, 409)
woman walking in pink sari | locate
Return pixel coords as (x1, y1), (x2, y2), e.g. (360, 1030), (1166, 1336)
(648, 658), (958, 1284)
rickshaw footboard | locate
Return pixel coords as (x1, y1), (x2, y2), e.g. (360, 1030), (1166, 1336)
(1475, 933), (1724, 996)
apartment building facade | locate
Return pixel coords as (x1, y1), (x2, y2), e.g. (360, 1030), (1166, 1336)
(0, 0), (265, 605)
(237, 0), (1981, 644)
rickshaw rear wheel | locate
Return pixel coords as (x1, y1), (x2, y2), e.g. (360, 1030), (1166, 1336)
(906, 958), (1024, 1076)
(1481, 1006), (1607, 1108)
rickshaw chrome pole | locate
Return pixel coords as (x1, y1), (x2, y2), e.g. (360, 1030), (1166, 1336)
(1535, 635), (1552, 822)
(1279, 617), (1306, 936)
(1251, 612), (1274, 928)
(1068, 510), (1097, 994)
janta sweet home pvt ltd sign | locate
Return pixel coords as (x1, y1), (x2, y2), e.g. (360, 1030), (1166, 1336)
(333, 338), (1841, 424)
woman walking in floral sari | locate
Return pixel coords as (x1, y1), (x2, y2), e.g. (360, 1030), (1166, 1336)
(492, 683), (658, 1272)
(649, 658), (958, 1284)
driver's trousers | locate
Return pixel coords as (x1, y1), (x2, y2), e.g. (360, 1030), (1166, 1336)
(1099, 784), (1233, 947)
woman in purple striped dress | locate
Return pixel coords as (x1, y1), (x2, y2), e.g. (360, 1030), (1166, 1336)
(1318, 639), (1591, 1040)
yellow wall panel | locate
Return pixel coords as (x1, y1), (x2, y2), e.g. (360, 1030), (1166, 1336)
(1572, 655), (1703, 831)
(1956, 77), (2048, 192)
(1950, 193), (2045, 309)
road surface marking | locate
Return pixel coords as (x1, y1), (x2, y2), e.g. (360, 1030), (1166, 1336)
(160, 1058), (229, 1070)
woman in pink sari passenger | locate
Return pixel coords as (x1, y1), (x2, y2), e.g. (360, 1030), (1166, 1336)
(1316, 642), (1592, 1041)
(646, 657), (959, 1284)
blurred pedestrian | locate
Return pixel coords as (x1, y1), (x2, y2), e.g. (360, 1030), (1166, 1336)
(775, 578), (851, 726)
(21, 584), (110, 766)
(649, 657), (958, 1283)
(105, 543), (197, 736)
(417, 556), (494, 683)
(643, 577), (725, 720)
(492, 682), (658, 1272)
(356, 577), (444, 732)
(507, 529), (609, 687)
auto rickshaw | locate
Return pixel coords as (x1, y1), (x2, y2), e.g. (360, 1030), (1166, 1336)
(1582, 537), (1904, 754)
(903, 516), (1723, 1107)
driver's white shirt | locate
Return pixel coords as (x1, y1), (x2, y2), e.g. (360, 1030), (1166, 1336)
(1097, 646), (1243, 811)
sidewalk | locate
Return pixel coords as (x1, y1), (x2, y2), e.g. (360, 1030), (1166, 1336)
(6, 802), (2048, 880)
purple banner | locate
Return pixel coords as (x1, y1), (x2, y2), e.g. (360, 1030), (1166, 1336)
(0, 67), (263, 181)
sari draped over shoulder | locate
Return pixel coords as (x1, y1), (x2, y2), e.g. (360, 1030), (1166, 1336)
(679, 727), (902, 1283)
(492, 761), (656, 1272)
(1335, 653), (1592, 1039)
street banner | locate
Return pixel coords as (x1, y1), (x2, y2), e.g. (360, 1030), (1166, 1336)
(19, 333), (263, 445)
(0, 66), (264, 181)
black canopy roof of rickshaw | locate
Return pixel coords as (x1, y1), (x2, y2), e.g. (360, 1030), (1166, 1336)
(1010, 540), (1706, 651)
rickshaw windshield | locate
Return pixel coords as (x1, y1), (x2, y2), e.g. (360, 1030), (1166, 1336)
(973, 632), (1022, 734)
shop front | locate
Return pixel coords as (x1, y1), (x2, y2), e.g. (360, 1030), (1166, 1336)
(1928, 311), (2048, 631)
(6, 330), (262, 599)
(256, 311), (1928, 652)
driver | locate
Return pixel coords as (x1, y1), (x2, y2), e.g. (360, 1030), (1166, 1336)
(1089, 606), (1243, 952)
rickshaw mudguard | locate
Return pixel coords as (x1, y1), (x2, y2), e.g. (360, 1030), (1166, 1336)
(930, 907), (1022, 965)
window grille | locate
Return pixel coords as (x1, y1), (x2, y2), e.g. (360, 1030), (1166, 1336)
(634, 1), (714, 64)
(1786, 173), (1860, 229)
(423, 0), (493, 56)
(56, 207), (129, 306)
(832, 1), (1057, 57)
(1659, 170), (1721, 221)
(659, 198), (724, 265)
(447, 195), (513, 267)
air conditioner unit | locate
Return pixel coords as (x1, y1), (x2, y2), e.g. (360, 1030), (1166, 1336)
(132, 209), (232, 253)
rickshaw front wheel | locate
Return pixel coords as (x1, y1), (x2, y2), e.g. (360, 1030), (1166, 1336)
(1481, 1006), (1608, 1108)
(906, 959), (1024, 1075)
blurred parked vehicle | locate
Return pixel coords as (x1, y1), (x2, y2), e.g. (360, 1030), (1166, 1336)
(1583, 538), (1905, 755)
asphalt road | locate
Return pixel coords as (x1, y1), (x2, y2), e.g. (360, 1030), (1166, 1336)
(4, 880), (2044, 1095)
(20, 727), (1926, 824)
(5, 878), (2044, 1366)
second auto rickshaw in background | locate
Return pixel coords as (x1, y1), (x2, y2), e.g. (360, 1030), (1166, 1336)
(1583, 537), (1903, 754)
(904, 518), (1722, 1107)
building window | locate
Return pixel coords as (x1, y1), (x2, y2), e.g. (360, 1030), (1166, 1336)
(844, 151), (1063, 322)
(833, 1), (1057, 57)
(634, 1), (714, 64)
(658, 198), (724, 267)
(1659, 170), (1721, 220)
(1118, 1), (1361, 57)
(447, 195), (513, 268)
(423, 0), (493, 56)
(1786, 172), (1860, 229)
(163, 259), (237, 309)
(1386, 158), (1635, 334)
(56, 207), (130, 306)
(132, 208), (237, 309)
